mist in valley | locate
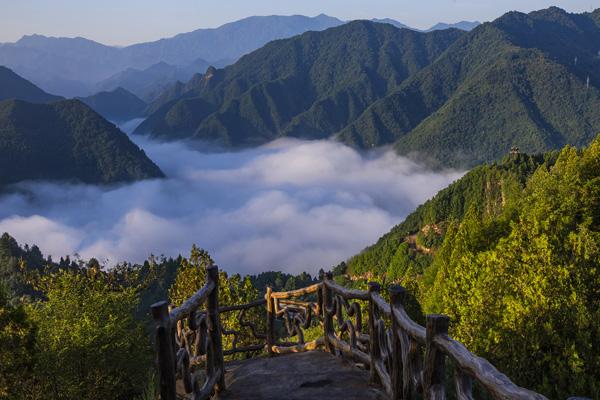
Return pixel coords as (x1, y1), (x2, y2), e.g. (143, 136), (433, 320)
(0, 120), (463, 275)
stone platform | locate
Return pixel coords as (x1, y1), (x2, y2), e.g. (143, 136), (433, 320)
(214, 351), (387, 400)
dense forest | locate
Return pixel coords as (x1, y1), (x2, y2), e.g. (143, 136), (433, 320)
(342, 134), (600, 398)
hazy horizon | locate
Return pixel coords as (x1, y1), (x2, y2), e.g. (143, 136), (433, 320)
(0, 1), (594, 46)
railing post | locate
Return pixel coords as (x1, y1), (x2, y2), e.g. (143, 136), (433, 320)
(206, 264), (226, 392)
(266, 285), (275, 356)
(368, 281), (381, 385)
(389, 285), (405, 400)
(454, 368), (474, 400)
(151, 301), (177, 400)
(322, 272), (335, 353)
(424, 314), (449, 400)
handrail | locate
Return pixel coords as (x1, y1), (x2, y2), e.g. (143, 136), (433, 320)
(433, 335), (547, 400)
(169, 280), (215, 322)
(270, 282), (321, 298)
(151, 264), (225, 400)
(324, 279), (370, 300)
(151, 268), (588, 400)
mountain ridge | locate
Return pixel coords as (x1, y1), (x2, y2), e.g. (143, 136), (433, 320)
(135, 7), (600, 168)
(338, 7), (600, 167)
(134, 21), (465, 143)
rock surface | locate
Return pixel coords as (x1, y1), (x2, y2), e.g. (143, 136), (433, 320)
(215, 351), (387, 400)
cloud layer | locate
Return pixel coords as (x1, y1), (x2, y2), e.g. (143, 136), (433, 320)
(0, 123), (463, 275)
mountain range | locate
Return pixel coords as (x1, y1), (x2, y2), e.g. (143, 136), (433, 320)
(135, 7), (600, 168)
(134, 22), (464, 144)
(94, 59), (213, 102)
(0, 15), (344, 97)
(0, 15), (480, 98)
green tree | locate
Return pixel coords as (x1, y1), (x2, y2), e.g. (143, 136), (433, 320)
(425, 139), (600, 398)
(169, 246), (261, 359)
(27, 269), (151, 400)
(0, 280), (36, 400)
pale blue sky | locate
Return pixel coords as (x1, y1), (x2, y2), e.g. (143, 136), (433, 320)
(0, 0), (595, 46)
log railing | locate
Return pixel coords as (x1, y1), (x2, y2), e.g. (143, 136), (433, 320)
(151, 264), (225, 400)
(152, 267), (586, 399)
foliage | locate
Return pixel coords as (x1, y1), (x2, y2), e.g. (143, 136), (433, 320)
(423, 137), (600, 398)
(0, 280), (36, 400)
(169, 245), (262, 359)
(249, 270), (318, 293)
(346, 136), (600, 398)
(26, 268), (152, 400)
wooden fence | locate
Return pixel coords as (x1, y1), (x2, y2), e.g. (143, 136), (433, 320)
(151, 267), (583, 400)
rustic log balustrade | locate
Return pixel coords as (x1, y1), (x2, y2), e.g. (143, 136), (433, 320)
(152, 267), (585, 399)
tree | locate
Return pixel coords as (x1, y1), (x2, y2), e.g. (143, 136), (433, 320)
(169, 246), (261, 359)
(424, 139), (600, 398)
(0, 280), (36, 400)
(27, 269), (151, 400)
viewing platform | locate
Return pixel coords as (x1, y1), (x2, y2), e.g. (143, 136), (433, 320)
(214, 351), (385, 400)
(152, 265), (587, 400)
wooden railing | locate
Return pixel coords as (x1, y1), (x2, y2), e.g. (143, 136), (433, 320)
(151, 267), (586, 400)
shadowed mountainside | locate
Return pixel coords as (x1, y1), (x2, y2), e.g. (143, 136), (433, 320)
(0, 99), (164, 186)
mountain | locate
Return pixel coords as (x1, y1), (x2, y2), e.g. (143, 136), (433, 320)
(123, 14), (344, 68)
(77, 88), (147, 122)
(0, 35), (123, 97)
(137, 7), (600, 168)
(95, 59), (212, 102)
(426, 21), (480, 31)
(134, 22), (464, 143)
(0, 15), (344, 97)
(370, 18), (413, 30)
(370, 19), (480, 32)
(0, 65), (62, 103)
(0, 99), (164, 186)
(342, 135), (600, 398)
(338, 7), (600, 167)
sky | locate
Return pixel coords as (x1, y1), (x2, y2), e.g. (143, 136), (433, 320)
(0, 0), (595, 46)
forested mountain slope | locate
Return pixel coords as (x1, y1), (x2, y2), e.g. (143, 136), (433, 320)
(139, 7), (600, 169)
(343, 135), (600, 398)
(135, 21), (464, 143)
(0, 99), (164, 186)
(339, 7), (600, 167)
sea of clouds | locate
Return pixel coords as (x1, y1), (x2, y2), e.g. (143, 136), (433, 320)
(0, 120), (463, 275)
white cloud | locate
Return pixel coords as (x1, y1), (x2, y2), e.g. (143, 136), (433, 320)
(0, 130), (463, 275)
